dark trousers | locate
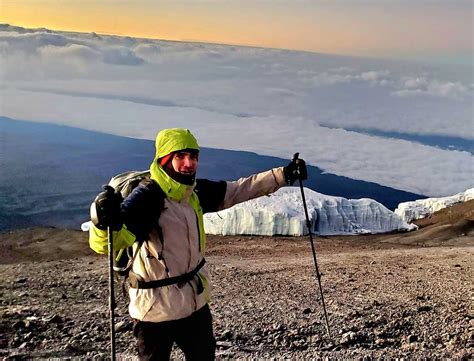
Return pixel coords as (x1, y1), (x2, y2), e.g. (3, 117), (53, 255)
(134, 304), (216, 361)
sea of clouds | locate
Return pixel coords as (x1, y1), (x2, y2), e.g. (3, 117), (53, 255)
(0, 24), (472, 196)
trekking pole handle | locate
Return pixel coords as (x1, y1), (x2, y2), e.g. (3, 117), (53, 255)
(292, 153), (305, 179)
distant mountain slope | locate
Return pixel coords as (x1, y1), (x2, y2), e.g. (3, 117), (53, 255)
(395, 188), (473, 222)
(0, 117), (425, 231)
(414, 199), (474, 228)
(381, 200), (474, 246)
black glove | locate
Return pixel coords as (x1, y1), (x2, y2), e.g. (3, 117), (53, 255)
(90, 185), (124, 231)
(283, 155), (308, 185)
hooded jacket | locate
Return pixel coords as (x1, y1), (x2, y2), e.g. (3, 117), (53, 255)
(89, 128), (287, 322)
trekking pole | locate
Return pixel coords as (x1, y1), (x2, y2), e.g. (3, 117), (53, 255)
(293, 153), (331, 339)
(107, 225), (117, 361)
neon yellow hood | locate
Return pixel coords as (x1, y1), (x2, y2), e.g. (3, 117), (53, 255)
(150, 128), (199, 200)
(149, 128), (206, 251)
(154, 128), (199, 160)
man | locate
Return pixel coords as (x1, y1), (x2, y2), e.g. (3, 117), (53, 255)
(89, 128), (306, 360)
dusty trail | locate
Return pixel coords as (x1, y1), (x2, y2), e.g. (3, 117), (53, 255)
(1, 227), (472, 359)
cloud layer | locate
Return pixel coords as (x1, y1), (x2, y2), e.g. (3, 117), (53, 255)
(0, 25), (472, 196)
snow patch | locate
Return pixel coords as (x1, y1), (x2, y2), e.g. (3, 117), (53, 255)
(204, 187), (415, 236)
(395, 188), (474, 223)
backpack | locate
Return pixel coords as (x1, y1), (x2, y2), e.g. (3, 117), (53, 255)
(107, 170), (164, 277)
(109, 170), (152, 199)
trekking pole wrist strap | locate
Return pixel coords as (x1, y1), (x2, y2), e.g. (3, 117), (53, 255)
(128, 258), (206, 289)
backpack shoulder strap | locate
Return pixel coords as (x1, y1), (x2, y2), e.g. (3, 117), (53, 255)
(115, 179), (166, 277)
(137, 179), (166, 257)
(121, 179), (165, 241)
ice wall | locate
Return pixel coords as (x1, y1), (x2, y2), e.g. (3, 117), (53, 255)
(204, 187), (415, 236)
(395, 188), (474, 223)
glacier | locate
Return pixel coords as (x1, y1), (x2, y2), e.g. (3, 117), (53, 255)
(204, 187), (416, 236)
(395, 188), (474, 223)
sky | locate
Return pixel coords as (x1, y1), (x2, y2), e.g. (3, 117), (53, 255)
(0, 0), (472, 65)
(0, 24), (472, 198)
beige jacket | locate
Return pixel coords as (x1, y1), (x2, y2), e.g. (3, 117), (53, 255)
(129, 167), (286, 322)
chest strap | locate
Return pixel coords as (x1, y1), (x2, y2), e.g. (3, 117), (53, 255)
(128, 258), (206, 290)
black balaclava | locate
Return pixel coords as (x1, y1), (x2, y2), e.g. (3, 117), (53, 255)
(160, 149), (198, 185)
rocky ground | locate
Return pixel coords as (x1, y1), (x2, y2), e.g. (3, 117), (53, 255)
(1, 202), (473, 359)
